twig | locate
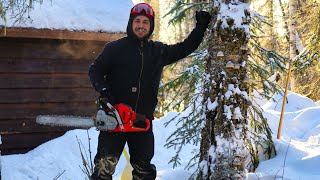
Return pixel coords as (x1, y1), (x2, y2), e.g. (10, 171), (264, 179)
(76, 133), (95, 179)
(254, 172), (261, 180)
(76, 136), (91, 178)
(273, 140), (291, 180)
(53, 170), (66, 180)
(86, 130), (94, 173)
(282, 140), (291, 180)
(275, 168), (281, 180)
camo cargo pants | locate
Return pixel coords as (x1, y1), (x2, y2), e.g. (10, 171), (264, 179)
(91, 129), (156, 180)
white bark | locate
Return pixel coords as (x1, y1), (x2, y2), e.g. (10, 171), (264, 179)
(288, 0), (298, 90)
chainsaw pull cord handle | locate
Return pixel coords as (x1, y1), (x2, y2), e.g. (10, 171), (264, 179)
(105, 102), (125, 131)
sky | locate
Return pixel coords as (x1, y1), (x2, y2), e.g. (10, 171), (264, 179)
(1, 1), (320, 180)
(1, 91), (320, 180)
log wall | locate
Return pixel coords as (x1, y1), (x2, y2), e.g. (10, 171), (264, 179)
(0, 28), (125, 154)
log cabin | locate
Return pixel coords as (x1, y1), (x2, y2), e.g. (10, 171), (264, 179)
(0, 1), (130, 155)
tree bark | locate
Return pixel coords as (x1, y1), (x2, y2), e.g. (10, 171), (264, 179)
(198, 0), (251, 179)
(288, 0), (298, 90)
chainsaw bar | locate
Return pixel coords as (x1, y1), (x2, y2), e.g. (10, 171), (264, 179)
(36, 103), (151, 132)
(36, 115), (95, 129)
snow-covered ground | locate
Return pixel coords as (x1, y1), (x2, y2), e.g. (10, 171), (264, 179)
(1, 1), (320, 180)
(2, 91), (320, 180)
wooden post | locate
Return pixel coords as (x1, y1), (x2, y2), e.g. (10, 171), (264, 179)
(277, 60), (292, 139)
(278, 0), (297, 139)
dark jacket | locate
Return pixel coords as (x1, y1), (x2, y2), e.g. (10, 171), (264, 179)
(88, 26), (206, 120)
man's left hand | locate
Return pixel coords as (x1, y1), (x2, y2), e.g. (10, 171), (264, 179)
(196, 11), (212, 28)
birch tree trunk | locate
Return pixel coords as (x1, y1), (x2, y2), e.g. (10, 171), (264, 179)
(198, 0), (251, 179)
(288, 0), (298, 90)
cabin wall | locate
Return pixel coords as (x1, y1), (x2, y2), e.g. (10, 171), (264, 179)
(0, 36), (108, 154)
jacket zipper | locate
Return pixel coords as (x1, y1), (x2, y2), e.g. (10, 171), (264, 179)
(135, 42), (144, 112)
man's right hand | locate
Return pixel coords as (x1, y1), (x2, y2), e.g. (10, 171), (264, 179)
(100, 87), (108, 97)
(100, 88), (114, 104)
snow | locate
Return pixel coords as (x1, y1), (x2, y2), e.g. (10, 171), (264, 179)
(214, 1), (250, 36)
(207, 97), (218, 111)
(1, 1), (320, 179)
(0, 0), (134, 32)
(2, 91), (320, 180)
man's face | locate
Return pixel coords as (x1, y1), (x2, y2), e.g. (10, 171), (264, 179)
(132, 15), (151, 39)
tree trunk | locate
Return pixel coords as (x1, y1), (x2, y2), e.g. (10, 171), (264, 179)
(288, 0), (298, 90)
(198, 0), (251, 179)
(268, 0), (277, 50)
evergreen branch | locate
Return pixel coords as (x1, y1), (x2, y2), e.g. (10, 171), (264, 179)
(164, 0), (209, 25)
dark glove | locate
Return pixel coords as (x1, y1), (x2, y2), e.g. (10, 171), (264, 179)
(133, 114), (148, 128)
(196, 11), (212, 29)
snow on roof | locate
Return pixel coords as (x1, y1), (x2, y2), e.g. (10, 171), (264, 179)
(0, 0), (134, 33)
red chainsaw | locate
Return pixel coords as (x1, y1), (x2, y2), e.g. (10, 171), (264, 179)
(36, 99), (150, 132)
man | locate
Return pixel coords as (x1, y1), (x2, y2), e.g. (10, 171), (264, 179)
(89, 3), (211, 180)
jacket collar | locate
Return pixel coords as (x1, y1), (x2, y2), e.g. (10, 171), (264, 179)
(127, 35), (149, 46)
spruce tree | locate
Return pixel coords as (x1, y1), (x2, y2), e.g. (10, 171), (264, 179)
(162, 0), (281, 178)
(197, 1), (252, 179)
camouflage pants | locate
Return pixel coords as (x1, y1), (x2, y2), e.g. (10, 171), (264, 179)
(91, 130), (156, 180)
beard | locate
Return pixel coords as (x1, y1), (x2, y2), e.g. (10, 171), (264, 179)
(134, 27), (149, 40)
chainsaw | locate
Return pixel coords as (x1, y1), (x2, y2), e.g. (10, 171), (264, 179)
(36, 99), (150, 132)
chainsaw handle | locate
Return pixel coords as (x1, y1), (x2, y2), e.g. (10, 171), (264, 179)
(132, 119), (151, 132)
(105, 102), (125, 131)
